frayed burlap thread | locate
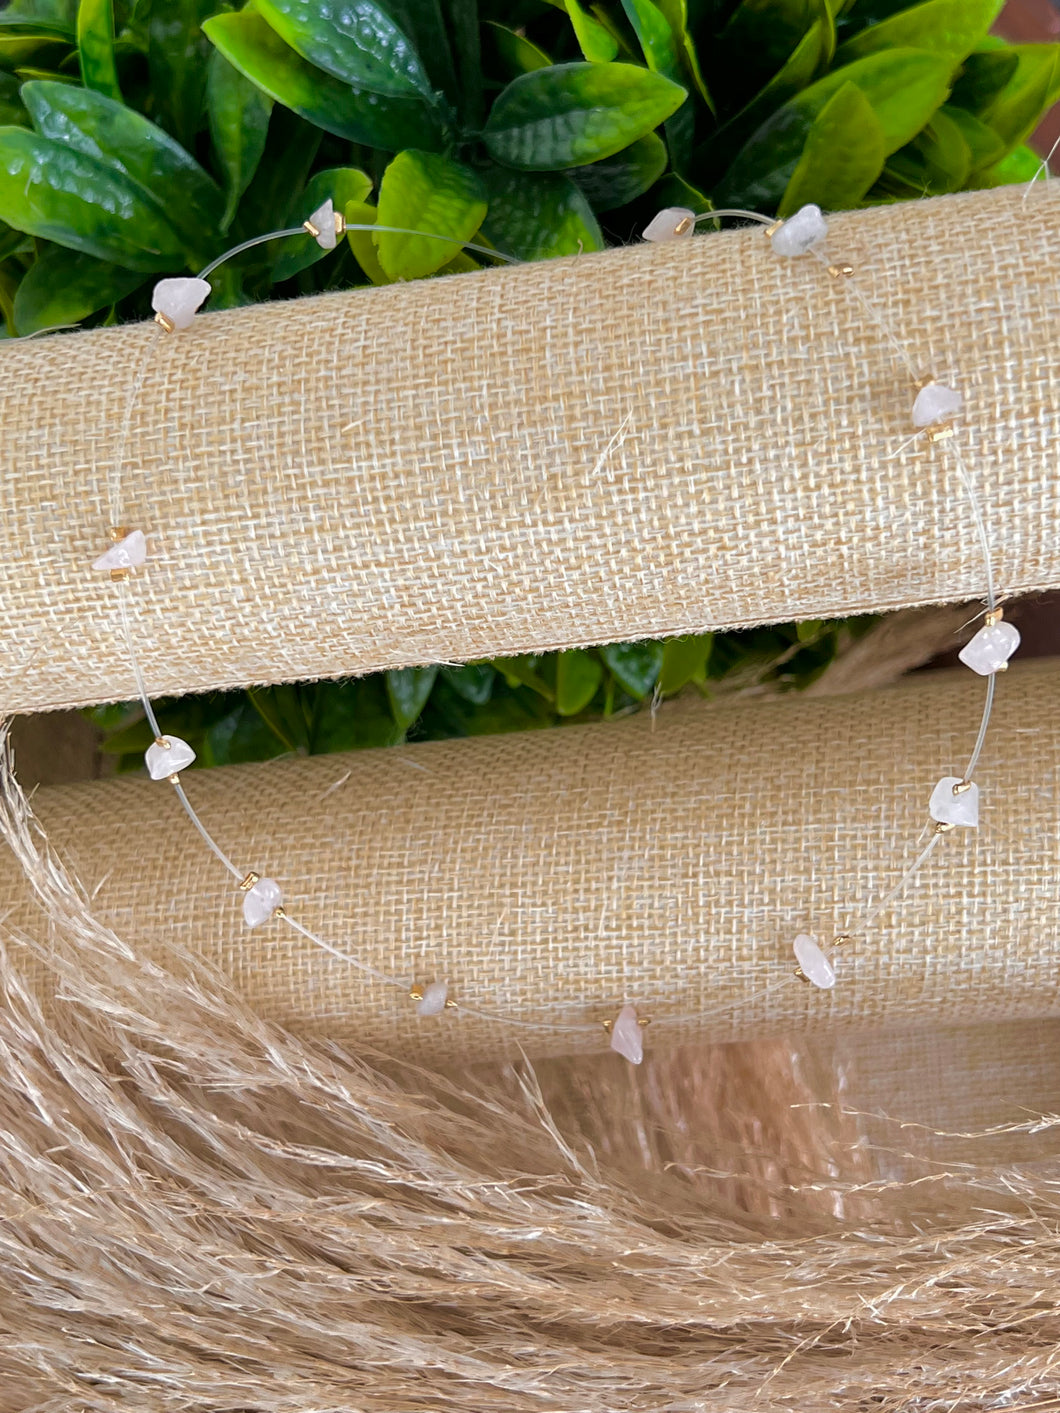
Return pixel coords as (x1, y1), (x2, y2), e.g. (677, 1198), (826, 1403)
(3, 182), (1059, 713)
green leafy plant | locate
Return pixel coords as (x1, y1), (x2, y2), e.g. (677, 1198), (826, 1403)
(0, 0), (1054, 764)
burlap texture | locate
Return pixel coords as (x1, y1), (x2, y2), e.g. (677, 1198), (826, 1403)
(4, 659), (1054, 1065)
(3, 182), (1058, 715)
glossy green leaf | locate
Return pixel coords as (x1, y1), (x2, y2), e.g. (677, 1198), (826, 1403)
(949, 47), (1018, 111)
(698, 13), (832, 182)
(651, 169), (712, 213)
(835, 0), (1001, 66)
(658, 632), (712, 694)
(0, 71), (27, 125)
(76, 0), (120, 99)
(203, 697), (291, 765)
(203, 8), (445, 151)
(620, 0), (692, 167)
(486, 21), (550, 75)
(493, 655), (554, 700)
(375, 149), (485, 279)
(883, 104), (970, 195)
(0, 125), (184, 268)
(448, 0), (483, 127)
(247, 683), (310, 753)
(556, 649), (603, 715)
(484, 62), (687, 170)
(778, 80), (884, 215)
(254, 0), (434, 98)
(237, 103), (320, 237)
(569, 131), (666, 210)
(565, 0), (618, 62)
(599, 640), (663, 698)
(274, 166), (372, 279)
(442, 662), (495, 704)
(621, 0), (675, 73)
(21, 80), (223, 255)
(976, 141), (1047, 188)
(385, 665), (438, 730)
(714, 48), (955, 209)
(0, 34), (72, 68)
(712, 0), (821, 105)
(12, 241), (142, 332)
(654, 0), (713, 110)
(207, 49), (273, 232)
(344, 198), (389, 283)
(939, 101), (1003, 171)
(142, 0), (215, 149)
(481, 167), (601, 259)
(0, 8), (76, 41)
(383, 0), (455, 98)
(420, 673), (553, 738)
(975, 44), (1060, 151)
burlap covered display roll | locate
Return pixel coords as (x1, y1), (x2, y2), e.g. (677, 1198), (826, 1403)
(6, 658), (1056, 1064)
(3, 182), (1058, 715)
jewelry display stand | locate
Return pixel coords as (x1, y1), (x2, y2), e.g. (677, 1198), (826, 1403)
(6, 659), (1057, 1064)
(2, 178), (1059, 1411)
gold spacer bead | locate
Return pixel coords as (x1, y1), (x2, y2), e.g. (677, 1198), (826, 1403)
(636, 1015), (651, 1027)
(764, 220), (783, 237)
(333, 210), (347, 237)
(154, 736), (170, 749)
(827, 263), (854, 279)
(167, 772), (181, 785)
(601, 1018), (613, 1033)
(409, 985), (424, 1003)
(952, 780), (973, 795)
(914, 373), (937, 391)
(832, 934), (853, 948)
(444, 998), (458, 1010)
(925, 422), (955, 443)
(109, 567), (130, 582)
(238, 871), (261, 892)
(934, 820), (956, 835)
(153, 310), (175, 334)
(673, 215), (693, 236)
(794, 966), (811, 984)
(274, 906), (286, 919)
(996, 661), (1008, 672)
(984, 607), (1004, 626)
(303, 218), (321, 237)
(109, 525), (130, 542)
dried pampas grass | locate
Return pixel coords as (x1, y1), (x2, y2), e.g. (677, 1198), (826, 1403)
(2, 720), (1060, 1412)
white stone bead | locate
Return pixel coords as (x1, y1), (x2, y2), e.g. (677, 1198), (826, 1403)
(793, 934), (835, 990)
(770, 204), (827, 256)
(151, 277), (211, 330)
(911, 381), (962, 428)
(642, 206), (696, 242)
(958, 621), (1020, 676)
(609, 1004), (644, 1064)
(415, 980), (449, 1017)
(929, 776), (979, 829)
(915, 378), (961, 426)
(144, 734), (197, 780)
(308, 199), (338, 250)
(92, 529), (147, 572)
(243, 877), (283, 928)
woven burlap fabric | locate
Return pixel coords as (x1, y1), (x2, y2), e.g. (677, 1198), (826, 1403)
(2, 182), (1058, 715)
(4, 658), (1054, 1065)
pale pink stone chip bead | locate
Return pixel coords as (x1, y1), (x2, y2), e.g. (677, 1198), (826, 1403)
(609, 1004), (644, 1064)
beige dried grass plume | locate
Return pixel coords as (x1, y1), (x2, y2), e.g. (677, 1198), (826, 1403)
(2, 722), (1060, 1411)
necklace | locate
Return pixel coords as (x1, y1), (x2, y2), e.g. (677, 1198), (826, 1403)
(86, 194), (1018, 1064)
